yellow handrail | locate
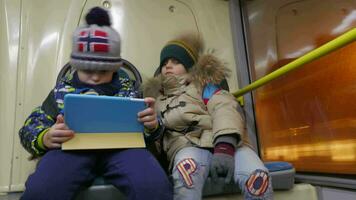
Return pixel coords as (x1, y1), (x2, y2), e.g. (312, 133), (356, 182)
(233, 28), (356, 100)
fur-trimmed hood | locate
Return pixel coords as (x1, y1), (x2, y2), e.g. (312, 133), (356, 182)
(191, 53), (230, 86)
(142, 53), (230, 98)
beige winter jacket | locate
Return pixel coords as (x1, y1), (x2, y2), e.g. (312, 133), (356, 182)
(143, 54), (249, 164)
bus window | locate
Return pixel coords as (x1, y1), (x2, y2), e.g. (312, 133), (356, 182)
(244, 0), (356, 174)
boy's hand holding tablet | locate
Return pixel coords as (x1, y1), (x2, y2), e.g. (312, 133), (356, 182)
(61, 94), (157, 150)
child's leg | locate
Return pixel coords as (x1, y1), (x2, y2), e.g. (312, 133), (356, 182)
(172, 147), (212, 200)
(101, 148), (173, 200)
(234, 146), (273, 200)
(21, 150), (97, 200)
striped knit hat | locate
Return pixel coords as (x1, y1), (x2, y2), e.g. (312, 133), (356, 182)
(158, 33), (203, 73)
(70, 7), (122, 71)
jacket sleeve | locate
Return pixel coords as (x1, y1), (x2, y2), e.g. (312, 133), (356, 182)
(143, 117), (165, 143)
(119, 76), (163, 141)
(117, 76), (140, 98)
(205, 87), (244, 147)
(19, 95), (56, 157)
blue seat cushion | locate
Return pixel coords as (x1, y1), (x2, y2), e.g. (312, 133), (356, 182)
(265, 161), (294, 172)
(265, 161), (295, 190)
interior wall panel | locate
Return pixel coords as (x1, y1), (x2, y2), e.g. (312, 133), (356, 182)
(0, 0), (21, 193)
(10, 0), (86, 192)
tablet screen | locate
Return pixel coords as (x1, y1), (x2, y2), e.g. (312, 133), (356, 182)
(64, 94), (145, 133)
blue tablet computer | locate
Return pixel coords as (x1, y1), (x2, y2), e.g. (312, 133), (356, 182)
(62, 94), (146, 150)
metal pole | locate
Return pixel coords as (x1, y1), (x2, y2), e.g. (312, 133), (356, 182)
(233, 28), (356, 98)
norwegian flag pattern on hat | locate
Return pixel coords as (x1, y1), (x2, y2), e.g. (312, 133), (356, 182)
(78, 29), (109, 53)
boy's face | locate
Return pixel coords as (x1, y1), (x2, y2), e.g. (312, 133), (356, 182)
(77, 70), (115, 85)
(161, 58), (187, 77)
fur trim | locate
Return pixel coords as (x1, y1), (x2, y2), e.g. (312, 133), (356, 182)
(143, 54), (230, 97)
(141, 75), (162, 98)
(172, 32), (204, 55)
(191, 54), (230, 86)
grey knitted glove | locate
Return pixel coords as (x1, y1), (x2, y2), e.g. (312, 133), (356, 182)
(210, 142), (235, 183)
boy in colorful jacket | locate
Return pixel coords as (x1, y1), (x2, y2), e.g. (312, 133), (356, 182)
(143, 33), (273, 200)
(19, 7), (172, 200)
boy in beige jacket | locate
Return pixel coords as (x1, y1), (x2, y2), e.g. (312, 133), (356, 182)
(143, 33), (273, 200)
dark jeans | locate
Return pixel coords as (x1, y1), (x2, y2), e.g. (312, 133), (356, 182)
(21, 149), (173, 200)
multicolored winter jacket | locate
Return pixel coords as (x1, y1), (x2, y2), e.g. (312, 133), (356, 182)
(19, 69), (160, 157)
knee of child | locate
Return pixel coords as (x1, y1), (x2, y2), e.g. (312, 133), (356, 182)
(172, 158), (209, 190)
(240, 169), (272, 199)
(129, 171), (172, 192)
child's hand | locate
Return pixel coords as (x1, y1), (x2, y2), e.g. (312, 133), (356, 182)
(43, 114), (74, 149)
(137, 97), (158, 131)
(210, 143), (235, 183)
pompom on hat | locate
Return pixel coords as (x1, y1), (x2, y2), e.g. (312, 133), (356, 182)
(70, 7), (122, 71)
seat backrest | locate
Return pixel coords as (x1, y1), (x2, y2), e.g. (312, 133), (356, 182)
(56, 59), (143, 97)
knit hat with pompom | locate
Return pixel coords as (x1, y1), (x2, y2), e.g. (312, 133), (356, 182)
(70, 7), (122, 71)
(158, 33), (203, 72)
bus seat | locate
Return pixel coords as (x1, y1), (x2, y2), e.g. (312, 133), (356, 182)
(265, 161), (295, 190)
(74, 161), (295, 199)
(75, 178), (124, 200)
